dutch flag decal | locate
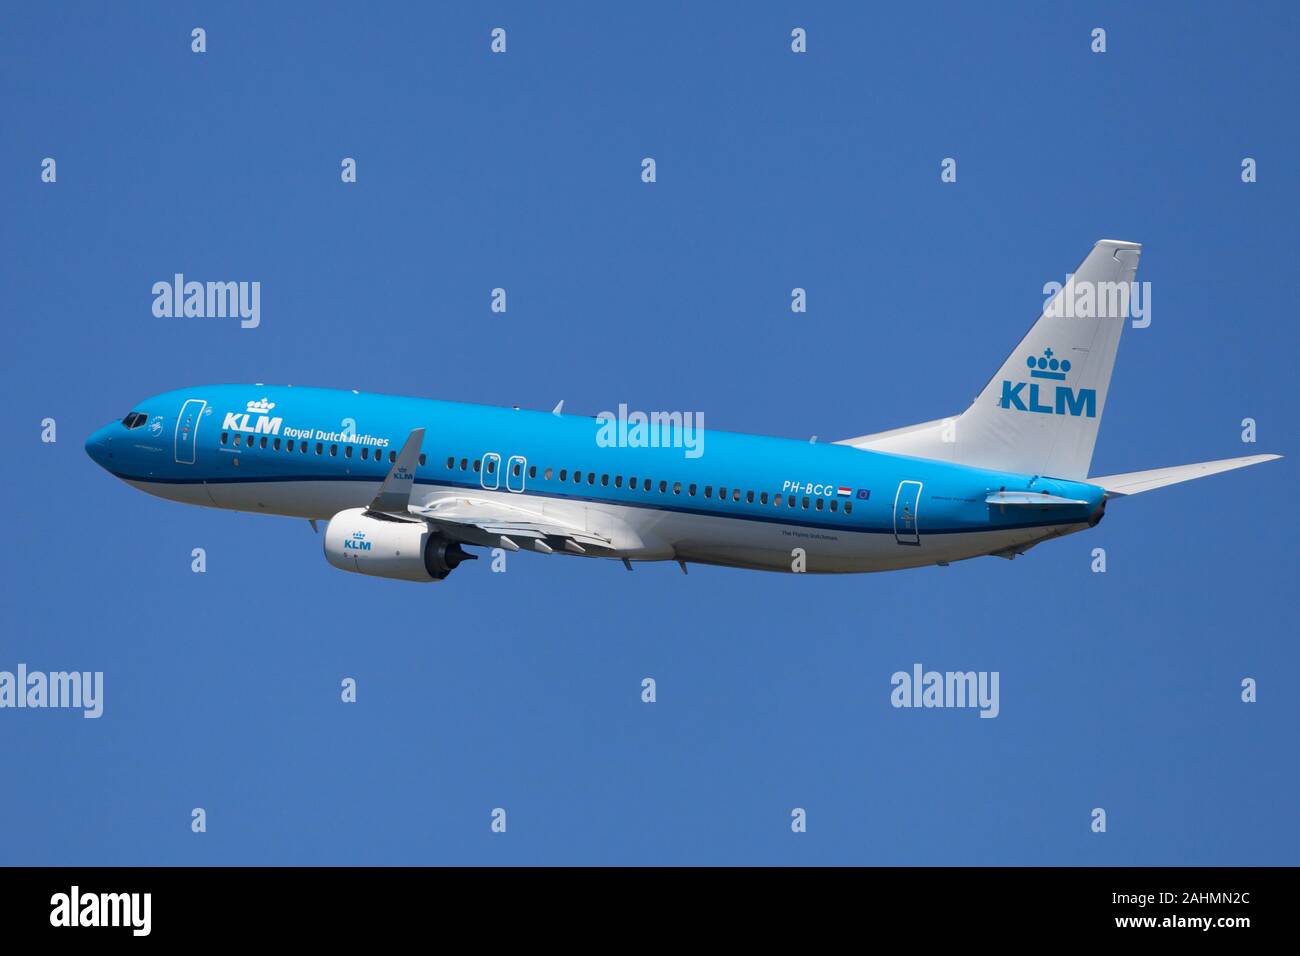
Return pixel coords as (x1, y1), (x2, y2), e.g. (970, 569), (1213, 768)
(837, 486), (852, 497)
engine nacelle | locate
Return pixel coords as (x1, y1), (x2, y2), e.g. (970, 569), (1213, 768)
(323, 508), (474, 582)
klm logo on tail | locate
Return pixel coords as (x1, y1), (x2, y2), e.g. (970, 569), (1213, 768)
(999, 349), (1096, 418)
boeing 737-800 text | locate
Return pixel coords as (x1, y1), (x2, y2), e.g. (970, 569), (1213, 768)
(86, 241), (1279, 582)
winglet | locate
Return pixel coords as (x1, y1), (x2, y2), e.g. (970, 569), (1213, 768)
(368, 428), (425, 513)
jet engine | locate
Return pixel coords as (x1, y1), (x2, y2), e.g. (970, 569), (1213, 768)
(323, 507), (474, 582)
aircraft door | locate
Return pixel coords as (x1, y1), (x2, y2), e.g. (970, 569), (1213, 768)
(174, 399), (206, 464)
(893, 480), (922, 545)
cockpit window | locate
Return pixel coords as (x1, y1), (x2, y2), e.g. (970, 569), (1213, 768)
(121, 412), (147, 429)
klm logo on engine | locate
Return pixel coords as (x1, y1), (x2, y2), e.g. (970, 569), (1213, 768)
(999, 348), (1096, 418)
(344, 531), (371, 552)
(222, 398), (283, 435)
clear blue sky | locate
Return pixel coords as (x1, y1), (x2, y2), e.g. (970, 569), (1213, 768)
(1, 2), (1295, 865)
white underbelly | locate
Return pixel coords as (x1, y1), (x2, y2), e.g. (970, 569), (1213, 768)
(127, 477), (1079, 573)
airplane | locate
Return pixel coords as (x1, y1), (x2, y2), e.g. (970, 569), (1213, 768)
(85, 240), (1280, 582)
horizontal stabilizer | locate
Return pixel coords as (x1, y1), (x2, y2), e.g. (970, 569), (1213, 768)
(985, 491), (1089, 507)
(1090, 454), (1281, 497)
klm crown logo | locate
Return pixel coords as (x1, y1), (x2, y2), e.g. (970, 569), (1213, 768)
(1027, 348), (1071, 381)
(1000, 347), (1095, 418)
(246, 398), (276, 414)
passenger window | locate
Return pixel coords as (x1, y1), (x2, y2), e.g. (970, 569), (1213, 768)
(673, 482), (682, 494)
(704, 486), (712, 498)
(345, 446), (352, 458)
(614, 475), (623, 488)
(628, 476), (636, 488)
(446, 456), (454, 468)
(760, 492), (768, 504)
(473, 459), (481, 472)
(830, 499), (838, 512)
(390, 451), (397, 463)
(274, 438), (281, 451)
(845, 501), (853, 514)
(802, 497), (809, 509)
(513, 462), (521, 477)
(719, 487), (727, 500)
(688, 484), (696, 496)
(658, 480), (667, 493)
(732, 489), (741, 502)
(815, 498), (823, 511)
(460, 458), (468, 470)
(788, 496), (796, 508)
(247, 434), (256, 447)
(545, 468), (553, 480)
(529, 465), (537, 479)
(746, 490), (754, 503)
(587, 472), (595, 485)
(316, 443), (323, 454)
(643, 478), (651, 491)
(288, 439), (295, 452)
(774, 494), (783, 507)
(574, 471), (582, 484)
(220, 432), (228, 445)
(559, 469), (567, 481)
(601, 474), (608, 486)
(419, 453), (426, 466)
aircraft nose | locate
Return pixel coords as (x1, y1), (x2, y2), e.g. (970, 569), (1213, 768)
(84, 424), (115, 469)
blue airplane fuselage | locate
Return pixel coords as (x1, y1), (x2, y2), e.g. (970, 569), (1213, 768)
(85, 384), (1106, 574)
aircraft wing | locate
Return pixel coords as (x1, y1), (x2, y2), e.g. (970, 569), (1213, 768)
(365, 428), (614, 554)
(1089, 454), (1281, 497)
(408, 496), (613, 554)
